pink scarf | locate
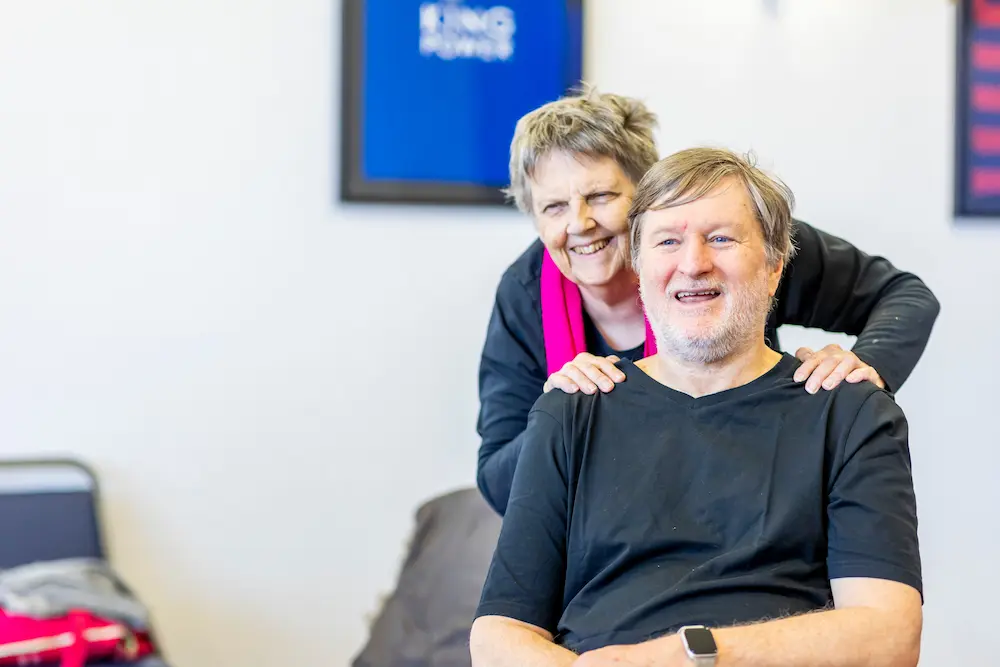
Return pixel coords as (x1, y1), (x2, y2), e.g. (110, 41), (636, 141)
(540, 248), (657, 376)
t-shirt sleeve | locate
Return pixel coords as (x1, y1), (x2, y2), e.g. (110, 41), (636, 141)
(826, 390), (922, 597)
(475, 407), (569, 632)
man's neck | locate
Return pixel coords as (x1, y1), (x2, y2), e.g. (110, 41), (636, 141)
(639, 340), (783, 398)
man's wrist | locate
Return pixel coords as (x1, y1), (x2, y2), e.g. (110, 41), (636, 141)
(638, 632), (686, 666)
(676, 626), (719, 666)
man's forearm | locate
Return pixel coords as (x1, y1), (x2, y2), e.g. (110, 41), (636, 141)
(471, 616), (577, 667)
(624, 606), (919, 667)
(698, 606), (920, 667)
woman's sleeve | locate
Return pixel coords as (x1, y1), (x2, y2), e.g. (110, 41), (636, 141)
(775, 220), (940, 392)
(476, 274), (548, 515)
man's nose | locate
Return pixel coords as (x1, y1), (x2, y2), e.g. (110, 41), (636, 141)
(678, 238), (713, 276)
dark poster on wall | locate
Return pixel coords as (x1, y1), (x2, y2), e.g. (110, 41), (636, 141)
(340, 0), (584, 206)
(955, 0), (1000, 217)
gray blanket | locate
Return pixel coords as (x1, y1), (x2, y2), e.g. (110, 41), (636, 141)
(0, 558), (149, 629)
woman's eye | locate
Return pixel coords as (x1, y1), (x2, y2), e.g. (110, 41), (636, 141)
(711, 236), (732, 243)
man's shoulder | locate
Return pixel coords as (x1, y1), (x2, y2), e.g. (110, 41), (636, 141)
(816, 379), (906, 457)
(765, 355), (898, 413)
(529, 383), (587, 425)
(530, 360), (640, 427)
(729, 357), (903, 443)
(827, 378), (901, 418)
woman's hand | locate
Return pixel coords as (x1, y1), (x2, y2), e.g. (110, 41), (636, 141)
(794, 344), (885, 393)
(544, 353), (627, 395)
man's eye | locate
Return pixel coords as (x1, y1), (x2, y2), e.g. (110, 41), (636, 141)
(711, 236), (733, 243)
(544, 203), (565, 214)
(660, 239), (679, 246)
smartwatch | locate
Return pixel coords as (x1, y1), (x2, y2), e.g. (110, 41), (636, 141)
(679, 625), (718, 666)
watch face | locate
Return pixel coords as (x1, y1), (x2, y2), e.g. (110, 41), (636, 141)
(683, 627), (718, 656)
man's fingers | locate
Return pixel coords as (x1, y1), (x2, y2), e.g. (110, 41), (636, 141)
(795, 347), (815, 362)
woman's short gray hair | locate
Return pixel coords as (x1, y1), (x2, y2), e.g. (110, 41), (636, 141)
(505, 85), (659, 213)
(627, 147), (797, 270)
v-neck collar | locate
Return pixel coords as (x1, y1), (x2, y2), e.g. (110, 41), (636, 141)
(619, 354), (798, 408)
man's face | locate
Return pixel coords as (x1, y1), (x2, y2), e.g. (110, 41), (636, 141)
(637, 178), (783, 364)
(529, 151), (635, 287)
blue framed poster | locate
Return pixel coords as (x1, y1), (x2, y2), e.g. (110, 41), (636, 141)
(340, 0), (584, 205)
(956, 0), (1000, 217)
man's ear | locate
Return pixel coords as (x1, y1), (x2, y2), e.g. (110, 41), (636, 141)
(768, 257), (785, 297)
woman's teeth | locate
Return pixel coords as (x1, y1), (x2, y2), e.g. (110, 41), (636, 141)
(572, 238), (611, 255)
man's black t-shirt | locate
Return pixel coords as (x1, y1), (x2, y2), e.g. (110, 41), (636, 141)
(474, 354), (921, 654)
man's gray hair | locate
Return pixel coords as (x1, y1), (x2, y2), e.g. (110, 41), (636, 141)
(505, 85), (659, 214)
(627, 147), (797, 270)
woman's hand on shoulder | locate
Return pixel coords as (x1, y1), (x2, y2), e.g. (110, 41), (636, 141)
(794, 344), (886, 393)
(544, 353), (627, 395)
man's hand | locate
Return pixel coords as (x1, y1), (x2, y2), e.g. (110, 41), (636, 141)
(794, 344), (885, 394)
(573, 634), (683, 667)
(544, 353), (626, 395)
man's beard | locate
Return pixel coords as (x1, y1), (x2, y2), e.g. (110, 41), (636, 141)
(641, 269), (773, 365)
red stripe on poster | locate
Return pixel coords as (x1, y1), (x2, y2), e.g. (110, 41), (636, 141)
(972, 83), (1000, 112)
(971, 167), (1000, 195)
(972, 126), (1000, 153)
(974, 42), (1000, 71)
(975, 0), (1000, 28)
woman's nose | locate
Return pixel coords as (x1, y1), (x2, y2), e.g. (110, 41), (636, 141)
(566, 201), (596, 235)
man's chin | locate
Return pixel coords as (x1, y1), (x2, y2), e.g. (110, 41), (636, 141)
(672, 343), (734, 365)
(656, 331), (737, 364)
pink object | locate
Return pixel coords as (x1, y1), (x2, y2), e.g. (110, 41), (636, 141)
(0, 608), (154, 667)
(540, 248), (656, 376)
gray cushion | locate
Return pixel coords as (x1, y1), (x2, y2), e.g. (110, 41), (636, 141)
(352, 487), (501, 667)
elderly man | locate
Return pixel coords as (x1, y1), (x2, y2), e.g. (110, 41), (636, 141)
(469, 147), (922, 667)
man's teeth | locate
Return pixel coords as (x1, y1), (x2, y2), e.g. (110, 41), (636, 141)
(572, 238), (611, 255)
(677, 290), (720, 298)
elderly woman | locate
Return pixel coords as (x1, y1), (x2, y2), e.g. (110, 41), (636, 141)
(476, 89), (940, 516)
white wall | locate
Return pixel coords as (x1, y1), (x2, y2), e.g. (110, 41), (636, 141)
(0, 1), (992, 665)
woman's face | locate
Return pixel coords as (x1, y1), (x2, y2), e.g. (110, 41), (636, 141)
(529, 151), (636, 288)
